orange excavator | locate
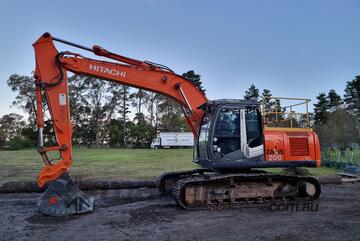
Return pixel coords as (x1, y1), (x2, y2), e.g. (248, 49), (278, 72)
(33, 33), (321, 216)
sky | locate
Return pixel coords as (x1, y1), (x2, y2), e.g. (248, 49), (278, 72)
(0, 0), (359, 117)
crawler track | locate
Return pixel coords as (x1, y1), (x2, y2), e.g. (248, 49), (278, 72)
(171, 173), (321, 210)
(156, 169), (212, 194)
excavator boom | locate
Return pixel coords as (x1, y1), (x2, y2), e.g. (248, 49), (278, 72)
(33, 33), (207, 188)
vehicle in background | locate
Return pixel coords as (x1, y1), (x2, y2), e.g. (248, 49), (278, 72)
(151, 132), (194, 149)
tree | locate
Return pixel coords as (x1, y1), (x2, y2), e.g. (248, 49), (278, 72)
(159, 112), (190, 132)
(73, 76), (125, 147)
(7, 74), (91, 146)
(21, 127), (37, 147)
(145, 92), (156, 127)
(344, 76), (360, 119)
(132, 89), (149, 124)
(0, 113), (33, 149)
(119, 85), (134, 145)
(261, 89), (275, 123)
(108, 119), (134, 147)
(129, 122), (156, 148)
(156, 70), (206, 133)
(182, 70), (205, 92)
(68, 74), (92, 145)
(55, 75), (138, 147)
(298, 113), (310, 128)
(0, 113), (25, 143)
(313, 92), (329, 125)
(315, 108), (359, 149)
(261, 89), (274, 112)
(7, 74), (39, 126)
(281, 111), (302, 128)
(327, 89), (343, 110)
(99, 82), (126, 144)
(7, 136), (32, 150)
(0, 128), (5, 148)
(272, 98), (284, 125)
(156, 94), (190, 132)
(143, 93), (168, 131)
(134, 112), (146, 125)
(244, 84), (259, 100)
(82, 77), (107, 147)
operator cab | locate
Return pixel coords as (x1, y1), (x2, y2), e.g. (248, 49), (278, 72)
(196, 99), (264, 170)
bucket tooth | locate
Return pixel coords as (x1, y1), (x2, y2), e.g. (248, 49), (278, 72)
(38, 173), (94, 216)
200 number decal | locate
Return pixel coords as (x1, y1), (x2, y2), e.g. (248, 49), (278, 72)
(268, 154), (283, 161)
(266, 149), (284, 161)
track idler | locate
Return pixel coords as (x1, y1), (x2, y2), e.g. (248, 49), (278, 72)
(38, 173), (94, 216)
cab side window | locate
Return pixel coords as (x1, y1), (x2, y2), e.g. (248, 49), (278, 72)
(245, 109), (262, 148)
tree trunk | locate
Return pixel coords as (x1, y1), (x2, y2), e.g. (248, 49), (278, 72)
(122, 89), (127, 146)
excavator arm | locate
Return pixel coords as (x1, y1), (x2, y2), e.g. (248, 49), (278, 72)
(33, 32), (207, 188)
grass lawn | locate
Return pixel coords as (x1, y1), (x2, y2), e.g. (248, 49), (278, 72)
(0, 148), (338, 184)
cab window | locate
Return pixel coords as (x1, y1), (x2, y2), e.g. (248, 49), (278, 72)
(245, 108), (262, 147)
(213, 109), (240, 155)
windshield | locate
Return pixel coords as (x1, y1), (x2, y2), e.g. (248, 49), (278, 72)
(213, 109), (240, 155)
(198, 113), (212, 159)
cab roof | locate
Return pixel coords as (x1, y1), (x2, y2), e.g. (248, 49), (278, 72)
(199, 99), (260, 112)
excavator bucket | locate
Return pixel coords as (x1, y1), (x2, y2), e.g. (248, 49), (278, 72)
(38, 173), (94, 216)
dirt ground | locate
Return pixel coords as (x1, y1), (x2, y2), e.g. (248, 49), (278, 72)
(0, 184), (359, 241)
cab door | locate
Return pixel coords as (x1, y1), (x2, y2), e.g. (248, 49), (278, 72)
(240, 108), (264, 160)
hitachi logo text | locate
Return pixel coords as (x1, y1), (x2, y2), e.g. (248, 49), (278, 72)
(89, 64), (126, 78)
